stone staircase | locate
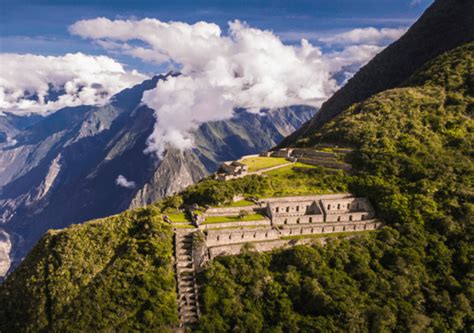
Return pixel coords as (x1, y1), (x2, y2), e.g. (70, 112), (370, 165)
(174, 230), (200, 330)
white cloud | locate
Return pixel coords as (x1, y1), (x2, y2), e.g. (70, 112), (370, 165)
(115, 175), (136, 189)
(0, 53), (146, 115)
(319, 27), (407, 46)
(71, 18), (402, 156)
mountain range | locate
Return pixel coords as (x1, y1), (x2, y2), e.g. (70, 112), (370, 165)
(0, 0), (473, 331)
(0, 76), (315, 276)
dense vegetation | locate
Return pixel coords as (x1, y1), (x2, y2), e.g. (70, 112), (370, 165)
(194, 43), (473, 332)
(282, 0), (474, 147)
(0, 18), (472, 333)
(0, 207), (178, 332)
(181, 164), (348, 207)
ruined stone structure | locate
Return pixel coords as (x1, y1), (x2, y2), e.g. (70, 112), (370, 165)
(171, 193), (381, 328)
(215, 160), (249, 181)
(264, 147), (353, 171)
(197, 194), (380, 257)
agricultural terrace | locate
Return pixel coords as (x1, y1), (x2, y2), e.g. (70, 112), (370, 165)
(202, 213), (267, 224)
(239, 156), (289, 172)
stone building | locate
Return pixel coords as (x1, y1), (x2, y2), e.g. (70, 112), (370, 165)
(320, 197), (375, 222)
(215, 161), (249, 181)
(270, 148), (294, 158)
(266, 199), (324, 225)
(192, 194), (380, 260)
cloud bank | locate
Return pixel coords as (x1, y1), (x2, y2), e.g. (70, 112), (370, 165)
(72, 18), (405, 157)
(0, 53), (146, 115)
(319, 27), (407, 46)
(115, 175), (136, 189)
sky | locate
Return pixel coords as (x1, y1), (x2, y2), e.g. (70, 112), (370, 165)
(0, 0), (434, 155)
(0, 0), (433, 72)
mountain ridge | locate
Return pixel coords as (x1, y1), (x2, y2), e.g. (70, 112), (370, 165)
(280, 0), (474, 147)
(0, 75), (315, 277)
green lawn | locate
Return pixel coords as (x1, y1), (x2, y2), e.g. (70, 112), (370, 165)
(240, 156), (289, 172)
(166, 212), (190, 223)
(222, 199), (255, 207)
(263, 162), (316, 176)
(203, 213), (267, 224)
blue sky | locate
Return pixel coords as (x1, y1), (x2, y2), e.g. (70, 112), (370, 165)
(0, 0), (433, 72)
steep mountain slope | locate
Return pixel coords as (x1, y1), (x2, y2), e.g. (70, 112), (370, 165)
(0, 75), (315, 277)
(2, 42), (472, 332)
(0, 207), (178, 332)
(281, 0), (474, 146)
(192, 41), (473, 333)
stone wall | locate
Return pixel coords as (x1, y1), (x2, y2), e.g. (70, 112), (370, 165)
(199, 219), (271, 230)
(205, 227), (280, 247)
(272, 213), (324, 225)
(204, 205), (261, 216)
(267, 200), (321, 217)
(277, 220), (381, 237)
(259, 193), (351, 204)
(320, 197), (373, 215)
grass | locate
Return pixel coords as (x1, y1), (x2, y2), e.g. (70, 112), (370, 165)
(203, 213), (267, 224)
(166, 212), (190, 223)
(240, 156), (289, 172)
(263, 162), (316, 176)
(202, 225), (266, 230)
(220, 199), (255, 208)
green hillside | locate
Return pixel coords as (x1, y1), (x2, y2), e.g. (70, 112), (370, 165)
(193, 42), (473, 332)
(0, 13), (472, 333)
(281, 0), (474, 147)
(0, 208), (178, 332)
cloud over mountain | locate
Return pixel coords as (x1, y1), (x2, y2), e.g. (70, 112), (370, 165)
(318, 27), (407, 46)
(0, 53), (146, 115)
(115, 175), (136, 189)
(72, 18), (400, 156)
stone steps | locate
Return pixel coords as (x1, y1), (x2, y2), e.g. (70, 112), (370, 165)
(174, 231), (200, 329)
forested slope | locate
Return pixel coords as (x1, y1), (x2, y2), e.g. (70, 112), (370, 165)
(194, 42), (473, 332)
(0, 208), (178, 332)
(281, 0), (474, 147)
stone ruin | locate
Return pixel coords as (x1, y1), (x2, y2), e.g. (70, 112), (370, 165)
(172, 193), (381, 329)
(215, 146), (354, 182)
(194, 194), (380, 262)
(214, 160), (249, 181)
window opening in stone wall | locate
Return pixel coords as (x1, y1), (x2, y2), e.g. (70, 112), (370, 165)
(338, 204), (340, 209)
(309, 217), (313, 223)
(296, 206), (299, 212)
(286, 206), (290, 212)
